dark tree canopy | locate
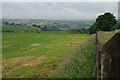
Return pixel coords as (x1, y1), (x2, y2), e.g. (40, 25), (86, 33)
(89, 12), (117, 34)
(96, 13), (117, 31)
(70, 28), (88, 34)
(89, 23), (97, 34)
(10, 22), (15, 25)
(32, 24), (37, 27)
(5, 22), (9, 25)
(41, 26), (48, 31)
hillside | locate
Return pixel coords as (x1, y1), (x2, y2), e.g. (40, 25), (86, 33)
(2, 25), (39, 32)
(2, 18), (95, 28)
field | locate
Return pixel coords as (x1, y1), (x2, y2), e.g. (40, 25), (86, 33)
(2, 32), (90, 78)
(53, 36), (95, 78)
(2, 25), (39, 32)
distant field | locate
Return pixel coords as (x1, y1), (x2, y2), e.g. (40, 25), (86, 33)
(2, 32), (89, 78)
(2, 25), (39, 32)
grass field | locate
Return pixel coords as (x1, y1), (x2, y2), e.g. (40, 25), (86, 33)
(51, 36), (95, 78)
(2, 32), (90, 78)
(2, 25), (39, 32)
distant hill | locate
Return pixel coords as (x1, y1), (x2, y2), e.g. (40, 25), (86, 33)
(2, 18), (95, 28)
(2, 19), (95, 32)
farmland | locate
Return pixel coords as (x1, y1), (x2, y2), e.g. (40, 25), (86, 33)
(2, 32), (90, 78)
(1, 2), (119, 78)
(2, 25), (39, 32)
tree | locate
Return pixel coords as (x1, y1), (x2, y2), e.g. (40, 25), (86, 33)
(41, 26), (48, 31)
(89, 23), (97, 34)
(89, 12), (117, 34)
(10, 22), (15, 25)
(80, 28), (89, 33)
(5, 22), (9, 25)
(38, 25), (41, 28)
(96, 13), (117, 31)
(70, 28), (80, 34)
(32, 24), (37, 27)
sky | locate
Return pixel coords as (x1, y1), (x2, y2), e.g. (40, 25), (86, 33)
(2, 2), (118, 20)
(1, 0), (120, 2)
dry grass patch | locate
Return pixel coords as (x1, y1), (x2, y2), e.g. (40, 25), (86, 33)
(2, 44), (13, 49)
(65, 44), (71, 46)
(23, 55), (45, 67)
(71, 42), (81, 44)
(3, 41), (12, 43)
(2, 56), (35, 73)
(30, 44), (40, 47)
(3, 55), (46, 76)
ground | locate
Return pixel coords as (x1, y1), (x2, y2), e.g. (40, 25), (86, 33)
(2, 32), (89, 78)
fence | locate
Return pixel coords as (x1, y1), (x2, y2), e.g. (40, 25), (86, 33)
(93, 32), (120, 78)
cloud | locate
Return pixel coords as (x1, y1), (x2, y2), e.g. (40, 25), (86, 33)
(1, 0), (120, 2)
(2, 2), (118, 20)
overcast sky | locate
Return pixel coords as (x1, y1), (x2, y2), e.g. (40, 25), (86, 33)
(2, 2), (118, 20)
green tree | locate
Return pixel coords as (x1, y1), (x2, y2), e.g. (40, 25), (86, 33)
(41, 26), (48, 31)
(5, 22), (9, 25)
(89, 23), (97, 34)
(38, 25), (41, 28)
(70, 28), (78, 34)
(10, 22), (15, 25)
(96, 13), (117, 31)
(32, 24), (37, 27)
(112, 22), (120, 30)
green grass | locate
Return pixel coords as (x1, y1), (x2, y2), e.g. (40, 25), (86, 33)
(98, 31), (115, 45)
(2, 25), (38, 32)
(51, 37), (95, 78)
(2, 32), (89, 78)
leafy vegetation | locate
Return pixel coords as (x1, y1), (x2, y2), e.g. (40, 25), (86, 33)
(41, 26), (62, 31)
(96, 13), (117, 31)
(89, 23), (97, 34)
(89, 13), (117, 34)
(69, 28), (89, 34)
(111, 23), (120, 30)
(52, 37), (94, 78)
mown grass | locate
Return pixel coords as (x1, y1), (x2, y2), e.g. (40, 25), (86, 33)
(51, 37), (95, 78)
(2, 32), (89, 78)
(2, 32), (89, 59)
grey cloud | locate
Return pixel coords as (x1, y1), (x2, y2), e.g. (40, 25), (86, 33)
(2, 2), (118, 20)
